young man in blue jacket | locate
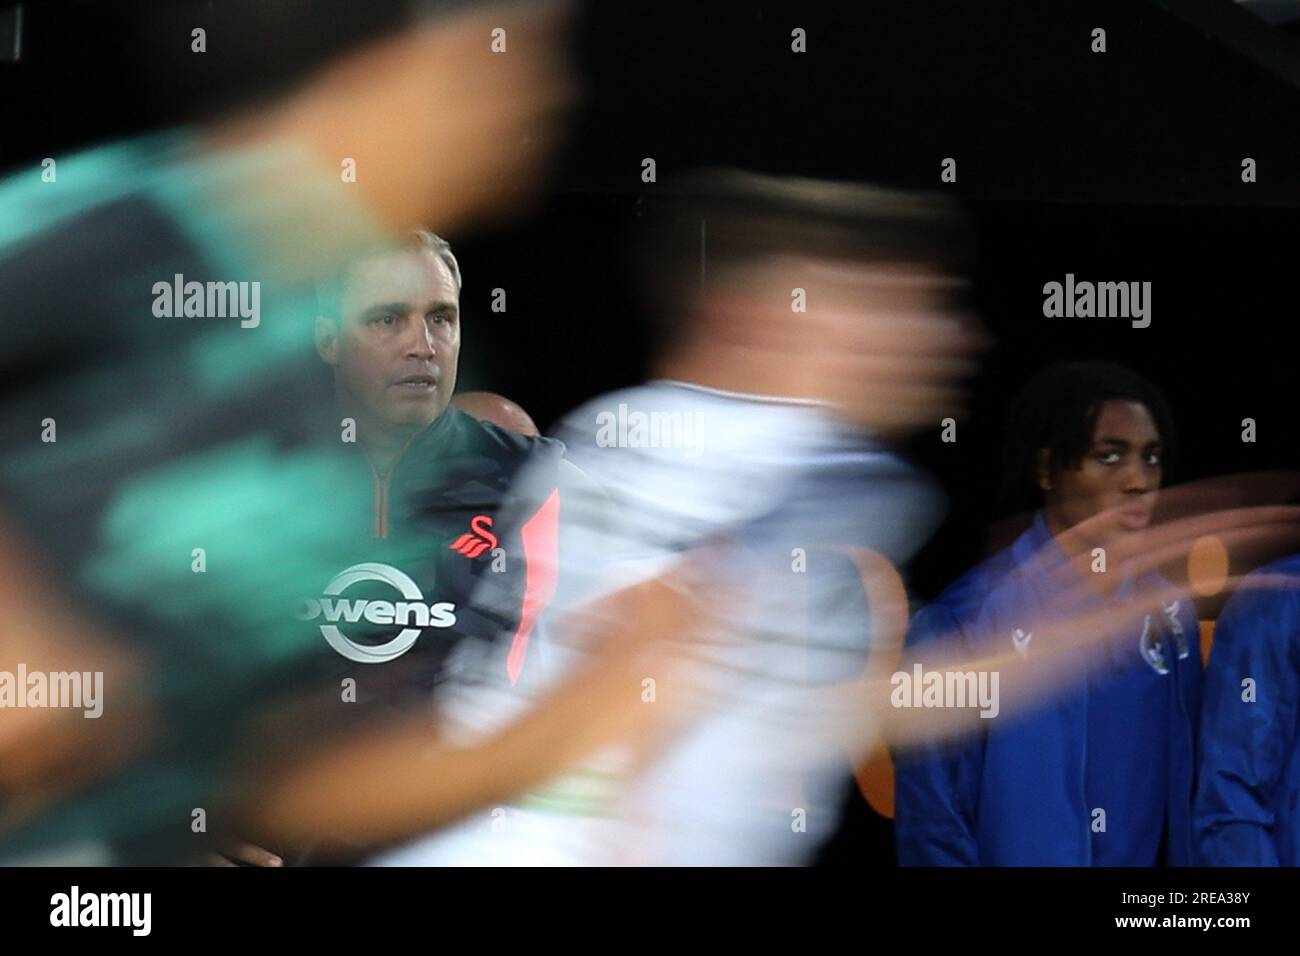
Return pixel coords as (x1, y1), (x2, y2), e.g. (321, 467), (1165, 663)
(1195, 555), (1300, 865)
(895, 361), (1203, 865)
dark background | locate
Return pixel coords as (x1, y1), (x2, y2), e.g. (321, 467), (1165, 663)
(5, 0), (1300, 864)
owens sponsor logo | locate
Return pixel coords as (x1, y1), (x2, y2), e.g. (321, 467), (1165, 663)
(296, 562), (456, 663)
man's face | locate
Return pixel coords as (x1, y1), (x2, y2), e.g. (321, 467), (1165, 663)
(317, 248), (460, 433)
(809, 260), (978, 434)
(1042, 399), (1164, 542)
(718, 256), (981, 436)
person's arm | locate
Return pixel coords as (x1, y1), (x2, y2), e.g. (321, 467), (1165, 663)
(1194, 581), (1299, 866)
(244, 502), (1300, 854)
(0, 519), (151, 822)
(242, 571), (703, 851)
(892, 602), (985, 866)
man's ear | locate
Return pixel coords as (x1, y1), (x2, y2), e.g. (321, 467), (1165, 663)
(315, 317), (340, 366)
(1036, 448), (1054, 493)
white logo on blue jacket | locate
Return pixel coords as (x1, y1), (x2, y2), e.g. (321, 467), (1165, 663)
(1140, 601), (1191, 675)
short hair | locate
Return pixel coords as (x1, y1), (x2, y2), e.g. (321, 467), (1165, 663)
(316, 228), (460, 319)
(636, 169), (971, 356)
(410, 229), (463, 293)
(998, 361), (1177, 516)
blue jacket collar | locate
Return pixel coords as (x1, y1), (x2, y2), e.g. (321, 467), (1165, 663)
(1011, 511), (1149, 605)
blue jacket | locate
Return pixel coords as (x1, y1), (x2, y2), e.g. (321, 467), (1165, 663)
(1195, 554), (1300, 866)
(895, 513), (1202, 865)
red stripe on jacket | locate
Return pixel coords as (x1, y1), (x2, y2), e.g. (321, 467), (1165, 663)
(507, 488), (562, 685)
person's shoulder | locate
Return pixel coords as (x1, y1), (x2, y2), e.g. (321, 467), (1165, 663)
(549, 384), (699, 484)
(907, 543), (1023, 652)
(443, 405), (565, 461)
(934, 540), (1023, 615)
(1218, 553), (1300, 624)
(1243, 552), (1300, 583)
(549, 385), (653, 446)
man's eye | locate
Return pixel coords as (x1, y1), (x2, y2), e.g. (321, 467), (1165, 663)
(429, 311), (450, 325)
(1098, 452), (1122, 465)
(1145, 453), (1162, 466)
(369, 313), (398, 326)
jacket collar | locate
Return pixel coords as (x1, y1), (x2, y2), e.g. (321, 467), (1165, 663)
(1011, 511), (1148, 605)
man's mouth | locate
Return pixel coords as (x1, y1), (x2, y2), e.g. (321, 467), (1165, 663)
(393, 374), (438, 391)
(1116, 505), (1152, 530)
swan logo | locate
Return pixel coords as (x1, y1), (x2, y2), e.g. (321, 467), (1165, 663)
(297, 562), (457, 663)
(450, 515), (498, 558)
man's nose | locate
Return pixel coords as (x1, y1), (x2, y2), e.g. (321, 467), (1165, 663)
(403, 317), (437, 359)
(1123, 460), (1156, 494)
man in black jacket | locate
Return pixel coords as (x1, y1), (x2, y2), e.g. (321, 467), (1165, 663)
(302, 230), (572, 701)
(204, 231), (589, 864)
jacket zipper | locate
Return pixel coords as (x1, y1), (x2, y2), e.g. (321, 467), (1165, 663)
(371, 465), (392, 538)
(369, 432), (419, 540)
